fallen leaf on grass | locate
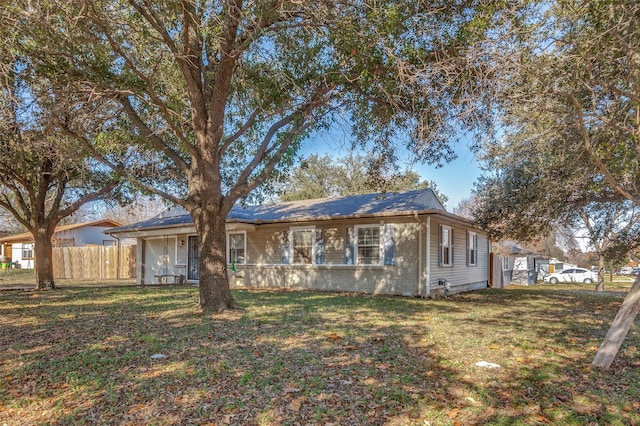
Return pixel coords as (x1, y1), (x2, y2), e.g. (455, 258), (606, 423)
(252, 349), (262, 357)
(466, 396), (480, 405)
(326, 333), (342, 341)
(536, 414), (551, 423)
(448, 408), (459, 419)
(376, 363), (389, 371)
(288, 396), (307, 412)
(283, 386), (300, 395)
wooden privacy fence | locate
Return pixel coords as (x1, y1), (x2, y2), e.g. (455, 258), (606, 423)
(53, 245), (136, 280)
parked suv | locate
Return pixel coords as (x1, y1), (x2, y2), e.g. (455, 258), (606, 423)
(543, 268), (597, 284)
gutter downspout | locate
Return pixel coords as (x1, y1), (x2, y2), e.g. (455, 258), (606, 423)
(414, 213), (424, 296)
(426, 216), (431, 298)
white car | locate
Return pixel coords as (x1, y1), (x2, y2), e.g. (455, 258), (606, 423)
(544, 268), (597, 284)
(619, 266), (635, 275)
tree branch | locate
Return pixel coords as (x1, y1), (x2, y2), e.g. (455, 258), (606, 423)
(560, 91), (640, 205)
(227, 84), (333, 203)
(219, 108), (260, 156)
(0, 192), (31, 230)
(85, 5), (194, 157)
(206, 0), (244, 150)
(120, 96), (190, 172)
(55, 180), (121, 221)
(234, 119), (314, 201)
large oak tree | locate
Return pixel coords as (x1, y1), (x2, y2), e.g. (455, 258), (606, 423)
(475, 0), (640, 368)
(6, 0), (521, 311)
(0, 64), (122, 289)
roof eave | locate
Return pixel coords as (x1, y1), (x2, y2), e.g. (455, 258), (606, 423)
(226, 209), (446, 224)
(107, 208), (483, 235)
(105, 222), (194, 236)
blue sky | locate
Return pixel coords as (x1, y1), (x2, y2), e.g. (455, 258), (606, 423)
(300, 133), (484, 211)
(412, 143), (483, 209)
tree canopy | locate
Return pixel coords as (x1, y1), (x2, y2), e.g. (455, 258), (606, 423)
(0, 62), (122, 288)
(473, 0), (640, 265)
(488, 0), (640, 204)
(278, 153), (448, 203)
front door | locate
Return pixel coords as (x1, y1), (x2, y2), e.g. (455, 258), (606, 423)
(187, 236), (199, 281)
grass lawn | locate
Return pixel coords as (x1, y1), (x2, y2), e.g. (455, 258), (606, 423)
(1, 281), (639, 425)
(0, 269), (136, 289)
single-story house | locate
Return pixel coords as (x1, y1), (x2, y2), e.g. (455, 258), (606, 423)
(0, 219), (122, 269)
(106, 189), (491, 297)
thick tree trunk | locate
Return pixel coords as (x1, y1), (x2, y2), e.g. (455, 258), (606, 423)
(595, 256), (605, 292)
(192, 207), (238, 313)
(34, 228), (55, 290)
(592, 275), (640, 369)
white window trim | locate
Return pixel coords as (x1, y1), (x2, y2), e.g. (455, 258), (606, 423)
(226, 231), (247, 265)
(354, 224), (383, 266)
(22, 243), (34, 259)
(467, 231), (478, 267)
(289, 226), (316, 265)
(440, 225), (453, 266)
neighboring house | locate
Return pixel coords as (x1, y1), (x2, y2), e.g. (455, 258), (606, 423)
(107, 189), (490, 297)
(540, 259), (576, 275)
(0, 219), (122, 269)
(494, 242), (544, 286)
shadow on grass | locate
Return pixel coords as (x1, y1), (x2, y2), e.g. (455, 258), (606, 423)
(1, 286), (638, 425)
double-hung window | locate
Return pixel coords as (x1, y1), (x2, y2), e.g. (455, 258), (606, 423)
(439, 225), (453, 266)
(227, 232), (246, 266)
(467, 231), (477, 266)
(22, 243), (34, 259)
(282, 227), (325, 265)
(355, 225), (381, 265)
(291, 228), (314, 264)
(344, 224), (395, 266)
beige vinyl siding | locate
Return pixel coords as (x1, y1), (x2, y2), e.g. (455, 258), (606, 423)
(428, 218), (489, 295)
(134, 214), (489, 296)
(231, 217), (422, 295)
(245, 224), (280, 264)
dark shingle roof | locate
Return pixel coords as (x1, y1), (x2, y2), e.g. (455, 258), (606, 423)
(108, 189), (447, 233)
